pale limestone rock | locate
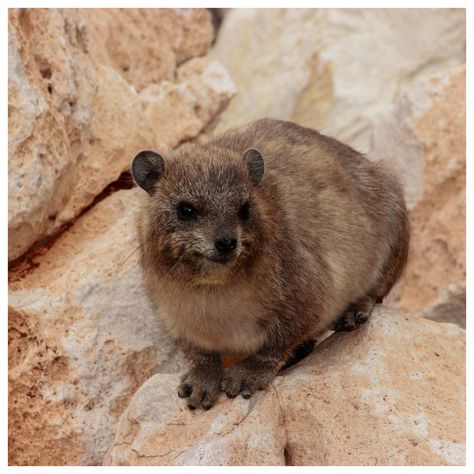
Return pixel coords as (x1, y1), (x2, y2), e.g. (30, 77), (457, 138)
(81, 8), (214, 91)
(9, 189), (189, 465)
(107, 376), (286, 465)
(107, 307), (465, 466)
(8, 9), (233, 261)
(211, 9), (465, 152)
(140, 57), (237, 149)
(370, 66), (466, 327)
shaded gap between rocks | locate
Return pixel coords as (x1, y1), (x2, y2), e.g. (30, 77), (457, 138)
(208, 8), (226, 44)
(284, 445), (294, 466)
(8, 170), (135, 283)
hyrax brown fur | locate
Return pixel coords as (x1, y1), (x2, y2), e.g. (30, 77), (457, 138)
(132, 118), (410, 410)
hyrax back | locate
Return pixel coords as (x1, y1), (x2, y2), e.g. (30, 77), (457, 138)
(132, 118), (409, 409)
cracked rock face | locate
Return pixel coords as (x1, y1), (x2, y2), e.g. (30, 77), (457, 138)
(106, 307), (465, 466)
(211, 9), (465, 153)
(370, 66), (466, 327)
(8, 8), (234, 261)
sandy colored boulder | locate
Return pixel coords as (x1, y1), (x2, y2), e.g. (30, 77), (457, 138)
(9, 188), (189, 465)
(8, 9), (233, 261)
(211, 9), (465, 152)
(370, 66), (466, 327)
(107, 306), (465, 466)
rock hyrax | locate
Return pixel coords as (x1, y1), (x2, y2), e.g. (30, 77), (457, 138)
(131, 118), (410, 410)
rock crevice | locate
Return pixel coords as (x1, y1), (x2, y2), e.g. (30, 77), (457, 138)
(9, 8), (235, 262)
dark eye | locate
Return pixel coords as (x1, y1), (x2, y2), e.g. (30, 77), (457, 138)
(239, 201), (251, 220)
(177, 202), (197, 220)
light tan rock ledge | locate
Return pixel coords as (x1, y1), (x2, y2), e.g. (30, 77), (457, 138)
(106, 306), (465, 466)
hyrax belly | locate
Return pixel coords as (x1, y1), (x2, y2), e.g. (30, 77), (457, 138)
(158, 288), (268, 355)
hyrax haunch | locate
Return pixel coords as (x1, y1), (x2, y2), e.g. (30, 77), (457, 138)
(131, 118), (410, 410)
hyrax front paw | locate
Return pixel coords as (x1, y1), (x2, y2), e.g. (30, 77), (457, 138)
(221, 359), (277, 399)
(178, 365), (223, 410)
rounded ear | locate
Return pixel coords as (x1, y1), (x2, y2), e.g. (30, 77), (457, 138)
(244, 148), (264, 185)
(131, 150), (165, 194)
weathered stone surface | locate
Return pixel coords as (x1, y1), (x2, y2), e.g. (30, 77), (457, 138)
(81, 8), (214, 91)
(9, 188), (189, 465)
(211, 9), (465, 152)
(370, 66), (466, 327)
(140, 57), (237, 149)
(107, 307), (465, 466)
(8, 9), (233, 261)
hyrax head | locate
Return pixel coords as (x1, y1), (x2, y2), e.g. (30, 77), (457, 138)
(132, 144), (265, 285)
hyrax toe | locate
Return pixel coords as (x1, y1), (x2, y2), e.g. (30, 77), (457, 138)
(332, 315), (357, 332)
(355, 311), (369, 324)
(241, 382), (252, 399)
(221, 374), (242, 398)
(332, 296), (376, 332)
(177, 382), (193, 398)
(187, 389), (205, 410)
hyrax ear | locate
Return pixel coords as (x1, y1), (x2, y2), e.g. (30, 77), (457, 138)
(131, 150), (165, 194)
(244, 148), (264, 186)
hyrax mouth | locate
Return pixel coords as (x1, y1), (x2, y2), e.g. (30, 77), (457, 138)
(206, 254), (234, 265)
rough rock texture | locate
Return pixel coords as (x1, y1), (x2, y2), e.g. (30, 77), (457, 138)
(107, 307), (465, 466)
(81, 8), (214, 91)
(211, 9), (465, 152)
(370, 66), (466, 327)
(9, 188), (189, 465)
(140, 57), (236, 149)
(8, 8), (234, 261)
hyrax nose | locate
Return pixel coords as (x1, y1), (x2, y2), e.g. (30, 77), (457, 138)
(215, 236), (237, 254)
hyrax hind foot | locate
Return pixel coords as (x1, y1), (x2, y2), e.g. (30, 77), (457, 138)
(178, 364), (223, 410)
(332, 296), (376, 332)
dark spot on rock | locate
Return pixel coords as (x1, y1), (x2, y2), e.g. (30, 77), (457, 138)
(284, 445), (294, 465)
(40, 67), (52, 79)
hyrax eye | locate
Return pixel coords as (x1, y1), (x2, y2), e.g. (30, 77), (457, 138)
(239, 201), (251, 220)
(177, 202), (198, 220)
